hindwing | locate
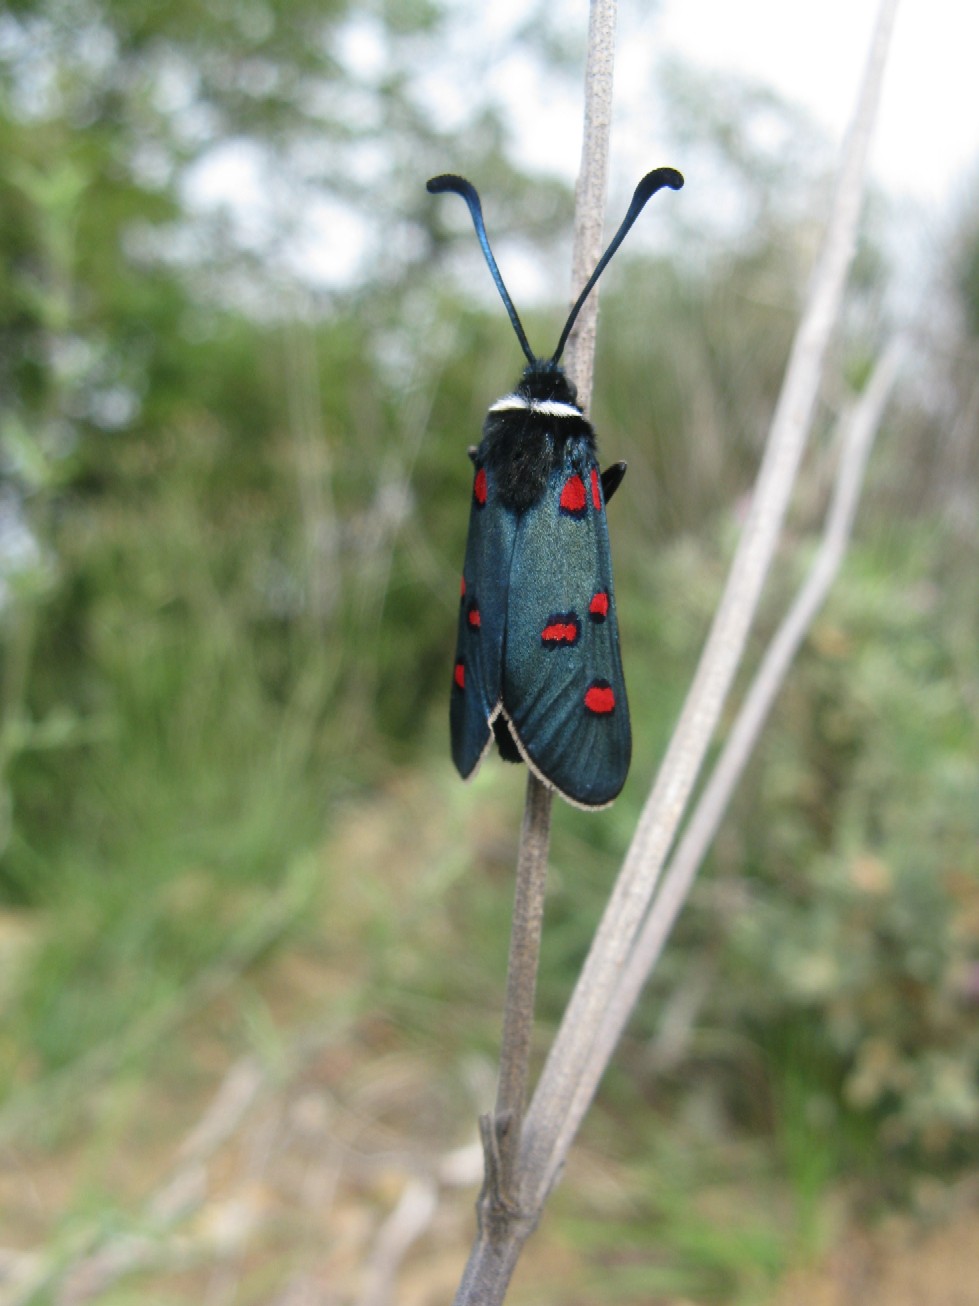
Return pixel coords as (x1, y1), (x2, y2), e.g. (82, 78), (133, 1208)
(449, 456), (515, 778)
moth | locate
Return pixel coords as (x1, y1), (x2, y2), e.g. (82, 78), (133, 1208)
(429, 167), (683, 809)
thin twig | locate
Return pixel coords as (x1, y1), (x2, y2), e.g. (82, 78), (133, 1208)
(520, 0), (901, 1207)
(563, 0), (618, 403)
(492, 773), (552, 1198)
(490, 0), (617, 1198)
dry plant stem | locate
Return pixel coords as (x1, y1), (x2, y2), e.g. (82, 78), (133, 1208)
(568, 338), (902, 1129)
(520, 0), (900, 1204)
(454, 2), (617, 1303)
(487, 0), (617, 1194)
(492, 771), (553, 1198)
(492, 0), (616, 1180)
(564, 0), (618, 402)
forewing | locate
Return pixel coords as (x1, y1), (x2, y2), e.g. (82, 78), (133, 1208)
(450, 457), (516, 778)
(502, 457), (631, 807)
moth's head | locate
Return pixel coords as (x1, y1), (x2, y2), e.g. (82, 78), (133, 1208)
(518, 357), (579, 408)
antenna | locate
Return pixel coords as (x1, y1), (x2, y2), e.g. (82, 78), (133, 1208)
(427, 166), (684, 368)
(427, 174), (536, 366)
(551, 167), (683, 363)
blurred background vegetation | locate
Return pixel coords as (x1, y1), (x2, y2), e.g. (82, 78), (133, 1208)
(0, 0), (977, 1300)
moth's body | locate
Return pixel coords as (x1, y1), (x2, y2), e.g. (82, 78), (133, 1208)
(451, 360), (631, 809)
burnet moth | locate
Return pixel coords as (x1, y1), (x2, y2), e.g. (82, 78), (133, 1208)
(430, 166), (683, 809)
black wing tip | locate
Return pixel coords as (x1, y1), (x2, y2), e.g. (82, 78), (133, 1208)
(501, 710), (630, 811)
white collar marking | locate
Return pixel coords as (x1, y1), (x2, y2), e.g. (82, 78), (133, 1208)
(488, 394), (582, 419)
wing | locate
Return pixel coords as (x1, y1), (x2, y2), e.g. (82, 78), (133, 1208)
(501, 456), (631, 808)
(450, 455), (517, 778)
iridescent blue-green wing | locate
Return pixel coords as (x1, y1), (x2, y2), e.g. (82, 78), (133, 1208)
(450, 456), (517, 778)
(501, 456), (631, 808)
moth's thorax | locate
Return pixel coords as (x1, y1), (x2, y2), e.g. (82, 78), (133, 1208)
(480, 359), (596, 515)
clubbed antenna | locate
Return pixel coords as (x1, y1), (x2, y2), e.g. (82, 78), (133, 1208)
(427, 174), (536, 366)
(551, 167), (683, 363)
(427, 166), (684, 367)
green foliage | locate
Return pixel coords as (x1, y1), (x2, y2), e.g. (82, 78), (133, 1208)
(0, 0), (484, 1082)
(738, 537), (977, 1164)
(630, 522), (979, 1189)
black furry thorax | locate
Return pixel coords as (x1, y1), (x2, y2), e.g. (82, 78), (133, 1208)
(479, 359), (596, 514)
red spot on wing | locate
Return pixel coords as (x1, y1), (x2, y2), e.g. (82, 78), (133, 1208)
(468, 605), (481, 629)
(559, 474), (587, 517)
(473, 467), (487, 506)
(589, 591), (609, 622)
(453, 661), (465, 690)
(541, 613), (581, 646)
(590, 467), (602, 511)
(584, 680), (616, 714)
(460, 575), (466, 600)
